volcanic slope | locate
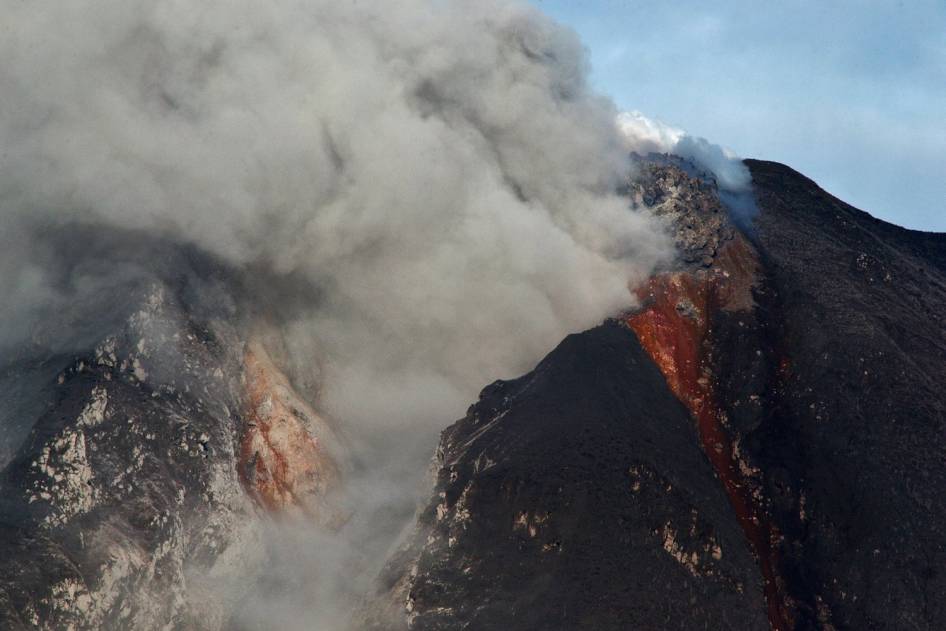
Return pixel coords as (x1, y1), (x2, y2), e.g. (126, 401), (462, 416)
(367, 157), (946, 631)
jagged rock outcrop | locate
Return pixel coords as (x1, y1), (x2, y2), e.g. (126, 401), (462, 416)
(628, 153), (736, 268)
(0, 236), (343, 630)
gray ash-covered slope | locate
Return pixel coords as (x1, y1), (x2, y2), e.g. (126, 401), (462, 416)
(367, 322), (769, 631)
(0, 231), (342, 630)
(742, 160), (946, 629)
(0, 239), (253, 630)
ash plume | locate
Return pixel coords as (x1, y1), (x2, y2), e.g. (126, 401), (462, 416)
(0, 0), (684, 627)
(0, 0), (672, 427)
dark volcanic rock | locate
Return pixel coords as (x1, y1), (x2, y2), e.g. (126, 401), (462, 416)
(366, 322), (769, 630)
(741, 160), (946, 630)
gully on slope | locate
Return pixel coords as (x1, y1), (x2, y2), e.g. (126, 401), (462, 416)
(626, 235), (794, 631)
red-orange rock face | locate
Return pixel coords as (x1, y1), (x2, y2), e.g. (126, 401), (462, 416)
(239, 341), (340, 519)
(627, 235), (793, 631)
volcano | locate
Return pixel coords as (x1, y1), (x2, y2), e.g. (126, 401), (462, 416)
(1, 156), (945, 631)
(362, 157), (946, 631)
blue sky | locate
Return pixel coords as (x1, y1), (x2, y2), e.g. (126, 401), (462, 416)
(531, 0), (946, 231)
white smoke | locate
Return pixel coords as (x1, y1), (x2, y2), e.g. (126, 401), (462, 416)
(617, 110), (752, 192)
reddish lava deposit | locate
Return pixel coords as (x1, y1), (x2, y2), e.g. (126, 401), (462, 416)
(239, 341), (338, 516)
(626, 237), (792, 631)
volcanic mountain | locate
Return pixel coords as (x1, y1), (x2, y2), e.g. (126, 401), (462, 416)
(1, 156), (944, 631)
(362, 158), (946, 631)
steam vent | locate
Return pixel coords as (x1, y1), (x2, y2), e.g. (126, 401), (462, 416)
(1, 155), (945, 631)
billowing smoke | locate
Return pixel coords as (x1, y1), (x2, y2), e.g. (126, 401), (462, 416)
(617, 110), (758, 226)
(1, 0), (673, 427)
(0, 0), (695, 627)
(617, 110), (751, 192)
